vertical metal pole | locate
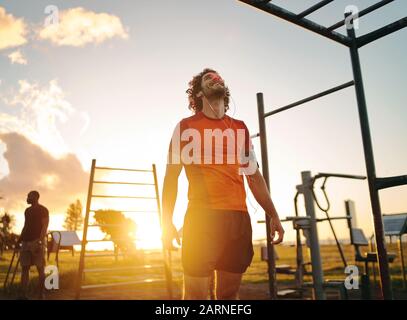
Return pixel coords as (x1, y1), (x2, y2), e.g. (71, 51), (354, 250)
(10, 255), (20, 287)
(398, 235), (406, 289)
(75, 159), (96, 300)
(346, 13), (393, 300)
(294, 192), (304, 291)
(3, 246), (17, 289)
(295, 225), (305, 291)
(370, 235), (378, 285)
(153, 163), (173, 299)
(302, 171), (325, 300)
(256, 92), (277, 299)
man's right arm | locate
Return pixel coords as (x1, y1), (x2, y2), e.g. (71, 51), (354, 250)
(161, 163), (182, 248)
(162, 120), (184, 248)
(162, 163), (182, 223)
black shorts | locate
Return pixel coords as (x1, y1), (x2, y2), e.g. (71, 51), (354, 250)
(182, 206), (254, 277)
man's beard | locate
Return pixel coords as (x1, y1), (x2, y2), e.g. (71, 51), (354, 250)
(205, 84), (226, 100)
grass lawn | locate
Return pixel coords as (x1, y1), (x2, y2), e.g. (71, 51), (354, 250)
(0, 243), (406, 300)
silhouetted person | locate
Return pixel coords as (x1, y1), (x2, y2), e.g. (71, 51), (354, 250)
(18, 191), (49, 299)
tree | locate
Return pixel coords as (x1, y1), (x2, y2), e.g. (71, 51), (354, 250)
(93, 209), (137, 254)
(1, 212), (15, 234)
(64, 200), (83, 231)
(0, 212), (18, 253)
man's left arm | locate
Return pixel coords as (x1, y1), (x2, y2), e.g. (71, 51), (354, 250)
(245, 168), (285, 244)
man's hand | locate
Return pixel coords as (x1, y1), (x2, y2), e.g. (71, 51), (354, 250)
(270, 215), (284, 245)
(162, 221), (181, 250)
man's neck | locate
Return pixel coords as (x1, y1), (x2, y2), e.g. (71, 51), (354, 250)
(202, 97), (225, 119)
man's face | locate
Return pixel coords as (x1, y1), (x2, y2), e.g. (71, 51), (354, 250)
(200, 72), (226, 99)
(26, 192), (37, 205)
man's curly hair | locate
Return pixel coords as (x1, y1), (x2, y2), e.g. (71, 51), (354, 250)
(186, 68), (230, 114)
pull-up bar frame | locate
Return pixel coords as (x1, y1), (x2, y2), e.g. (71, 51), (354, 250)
(239, 0), (407, 300)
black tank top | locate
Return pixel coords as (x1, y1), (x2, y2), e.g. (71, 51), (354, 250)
(21, 204), (49, 241)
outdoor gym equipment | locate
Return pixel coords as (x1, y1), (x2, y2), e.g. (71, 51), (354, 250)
(345, 200), (397, 299)
(382, 213), (407, 288)
(47, 230), (81, 268)
(3, 244), (21, 293)
(259, 171), (365, 299)
(75, 160), (176, 299)
(241, 0), (407, 300)
(311, 173), (366, 269)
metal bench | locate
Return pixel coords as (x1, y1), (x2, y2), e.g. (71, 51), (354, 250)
(47, 230), (81, 267)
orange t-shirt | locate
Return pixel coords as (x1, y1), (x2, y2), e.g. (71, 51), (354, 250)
(167, 111), (258, 211)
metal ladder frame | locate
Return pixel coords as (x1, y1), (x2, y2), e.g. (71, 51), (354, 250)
(75, 159), (174, 299)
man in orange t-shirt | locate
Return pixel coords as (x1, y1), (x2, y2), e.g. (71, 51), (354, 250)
(162, 68), (284, 300)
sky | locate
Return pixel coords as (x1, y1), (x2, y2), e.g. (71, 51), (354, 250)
(0, 0), (406, 249)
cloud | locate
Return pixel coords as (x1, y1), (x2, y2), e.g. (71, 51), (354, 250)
(0, 132), (88, 216)
(0, 6), (27, 50)
(0, 80), (91, 219)
(38, 7), (129, 47)
(7, 50), (27, 64)
(0, 79), (89, 157)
